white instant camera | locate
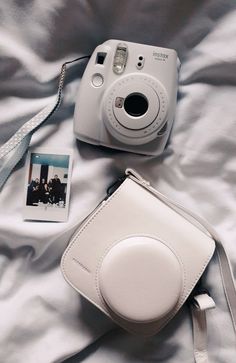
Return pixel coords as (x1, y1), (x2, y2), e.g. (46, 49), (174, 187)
(74, 40), (180, 156)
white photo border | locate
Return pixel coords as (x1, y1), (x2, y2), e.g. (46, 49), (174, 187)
(23, 147), (73, 222)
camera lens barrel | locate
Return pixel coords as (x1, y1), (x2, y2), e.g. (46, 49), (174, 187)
(102, 74), (168, 145)
(124, 93), (149, 117)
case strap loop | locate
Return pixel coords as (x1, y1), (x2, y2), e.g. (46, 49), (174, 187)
(191, 293), (215, 363)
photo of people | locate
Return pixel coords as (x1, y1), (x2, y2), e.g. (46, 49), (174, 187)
(24, 149), (72, 222)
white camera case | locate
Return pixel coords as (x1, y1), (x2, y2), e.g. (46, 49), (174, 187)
(74, 40), (180, 156)
(61, 169), (215, 336)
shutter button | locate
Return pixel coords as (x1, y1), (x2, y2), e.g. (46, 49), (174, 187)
(92, 73), (104, 87)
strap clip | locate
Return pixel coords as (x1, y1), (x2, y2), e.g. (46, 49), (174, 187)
(192, 291), (216, 312)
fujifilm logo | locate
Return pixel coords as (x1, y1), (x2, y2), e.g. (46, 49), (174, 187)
(153, 51), (169, 61)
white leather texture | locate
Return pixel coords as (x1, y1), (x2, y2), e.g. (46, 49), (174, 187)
(61, 176), (215, 335)
(99, 236), (182, 323)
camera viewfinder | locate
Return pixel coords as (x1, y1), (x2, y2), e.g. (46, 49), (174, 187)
(96, 52), (107, 65)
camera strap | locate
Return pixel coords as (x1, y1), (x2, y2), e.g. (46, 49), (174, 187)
(191, 293), (216, 363)
(126, 168), (236, 363)
(0, 55), (90, 190)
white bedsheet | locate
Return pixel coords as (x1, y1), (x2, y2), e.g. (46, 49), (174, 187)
(0, 1), (236, 362)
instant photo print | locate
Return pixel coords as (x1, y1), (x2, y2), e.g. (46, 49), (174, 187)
(23, 148), (73, 222)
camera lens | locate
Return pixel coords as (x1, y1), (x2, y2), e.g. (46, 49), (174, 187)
(124, 93), (148, 117)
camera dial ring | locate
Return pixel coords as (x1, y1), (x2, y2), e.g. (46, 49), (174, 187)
(102, 74), (168, 146)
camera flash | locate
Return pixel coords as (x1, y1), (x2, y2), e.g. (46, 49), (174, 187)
(113, 43), (128, 75)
